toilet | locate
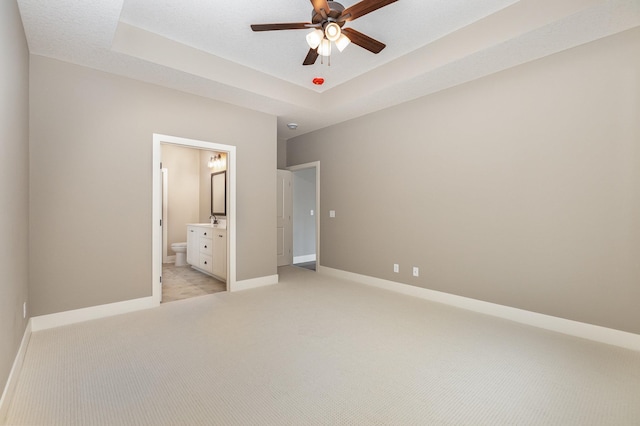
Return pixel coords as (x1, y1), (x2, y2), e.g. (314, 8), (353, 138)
(171, 242), (187, 266)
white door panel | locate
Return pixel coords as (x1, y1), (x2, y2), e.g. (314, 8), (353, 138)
(276, 227), (284, 256)
(277, 170), (292, 266)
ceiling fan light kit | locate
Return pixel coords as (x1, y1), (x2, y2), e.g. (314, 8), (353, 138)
(318, 38), (332, 57)
(324, 22), (341, 41)
(306, 29), (324, 49)
(251, 0), (398, 66)
(335, 33), (351, 52)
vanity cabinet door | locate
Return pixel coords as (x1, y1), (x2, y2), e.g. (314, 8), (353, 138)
(186, 226), (199, 266)
(212, 230), (227, 279)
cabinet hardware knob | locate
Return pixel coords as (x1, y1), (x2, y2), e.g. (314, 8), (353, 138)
(204, 245), (207, 248)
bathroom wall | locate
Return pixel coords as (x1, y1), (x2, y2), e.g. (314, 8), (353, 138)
(162, 144), (200, 255)
(288, 27), (640, 334)
(163, 146), (228, 256)
(29, 55), (277, 317)
(0, 0), (30, 401)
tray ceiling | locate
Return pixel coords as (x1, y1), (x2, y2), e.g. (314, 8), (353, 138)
(17, 0), (640, 138)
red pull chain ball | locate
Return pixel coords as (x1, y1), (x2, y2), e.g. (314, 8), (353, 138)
(312, 77), (325, 85)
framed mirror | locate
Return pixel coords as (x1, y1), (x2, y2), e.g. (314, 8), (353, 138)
(211, 171), (227, 216)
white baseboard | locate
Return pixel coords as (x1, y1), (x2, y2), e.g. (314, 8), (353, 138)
(0, 320), (32, 423)
(30, 296), (157, 332)
(318, 266), (640, 352)
(164, 255), (176, 264)
(233, 274), (279, 292)
(293, 254), (316, 264)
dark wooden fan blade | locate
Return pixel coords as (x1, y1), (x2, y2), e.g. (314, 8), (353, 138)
(251, 23), (311, 31)
(341, 0), (398, 22)
(342, 27), (385, 53)
(303, 48), (319, 65)
(310, 0), (331, 18)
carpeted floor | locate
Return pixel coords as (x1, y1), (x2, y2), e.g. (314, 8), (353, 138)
(5, 266), (640, 425)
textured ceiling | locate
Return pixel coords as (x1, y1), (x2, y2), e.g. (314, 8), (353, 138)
(16, 0), (640, 139)
(118, 0), (519, 91)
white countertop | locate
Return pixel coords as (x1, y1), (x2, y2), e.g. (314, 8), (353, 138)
(187, 222), (227, 230)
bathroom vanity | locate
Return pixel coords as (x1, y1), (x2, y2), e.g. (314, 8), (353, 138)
(186, 223), (227, 281)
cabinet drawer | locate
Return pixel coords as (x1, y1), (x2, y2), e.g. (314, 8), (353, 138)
(199, 254), (213, 272)
(199, 240), (212, 255)
(198, 228), (213, 239)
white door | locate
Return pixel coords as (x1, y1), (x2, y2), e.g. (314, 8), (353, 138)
(277, 170), (293, 266)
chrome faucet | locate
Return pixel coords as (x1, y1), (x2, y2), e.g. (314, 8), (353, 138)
(210, 214), (218, 225)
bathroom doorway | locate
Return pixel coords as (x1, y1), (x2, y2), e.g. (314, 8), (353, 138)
(152, 134), (237, 306)
(160, 144), (227, 303)
(288, 162), (320, 271)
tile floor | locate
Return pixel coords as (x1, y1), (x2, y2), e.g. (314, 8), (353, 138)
(162, 263), (226, 303)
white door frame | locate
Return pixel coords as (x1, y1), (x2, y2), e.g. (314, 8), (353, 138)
(287, 161), (320, 268)
(152, 134), (237, 305)
(161, 168), (171, 264)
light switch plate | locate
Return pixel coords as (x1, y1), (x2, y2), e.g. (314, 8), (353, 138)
(412, 267), (419, 277)
(393, 264), (399, 273)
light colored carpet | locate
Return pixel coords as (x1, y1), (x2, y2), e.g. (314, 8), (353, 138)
(5, 266), (640, 425)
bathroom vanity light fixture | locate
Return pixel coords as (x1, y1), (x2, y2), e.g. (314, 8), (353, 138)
(208, 154), (223, 168)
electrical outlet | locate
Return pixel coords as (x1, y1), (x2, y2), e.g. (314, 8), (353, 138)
(23, 302), (26, 319)
(393, 264), (399, 273)
(412, 267), (419, 277)
(329, 210), (336, 218)
(310, 209), (314, 216)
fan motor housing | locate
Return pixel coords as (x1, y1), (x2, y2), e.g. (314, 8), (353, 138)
(311, 1), (345, 24)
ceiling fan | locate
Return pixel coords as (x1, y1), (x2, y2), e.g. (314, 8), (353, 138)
(251, 0), (398, 65)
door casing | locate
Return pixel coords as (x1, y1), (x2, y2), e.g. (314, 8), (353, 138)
(287, 162), (320, 269)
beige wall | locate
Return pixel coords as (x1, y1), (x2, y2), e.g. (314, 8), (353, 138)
(29, 55), (277, 317)
(0, 0), (30, 397)
(162, 144), (200, 253)
(288, 28), (640, 334)
(277, 138), (287, 169)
